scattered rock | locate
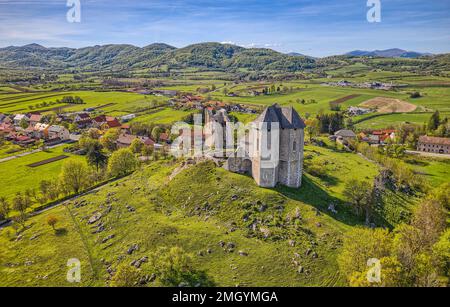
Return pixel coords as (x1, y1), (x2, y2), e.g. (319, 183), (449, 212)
(238, 250), (248, 257)
(258, 204), (268, 212)
(231, 195), (238, 201)
(101, 234), (115, 244)
(125, 205), (136, 212)
(311, 252), (318, 259)
(140, 256), (148, 263)
(127, 244), (139, 255)
(288, 240), (296, 247)
(227, 242), (236, 249)
(218, 241), (225, 247)
(305, 249), (312, 256)
(30, 234), (39, 241)
(297, 266), (304, 274)
(88, 212), (102, 224)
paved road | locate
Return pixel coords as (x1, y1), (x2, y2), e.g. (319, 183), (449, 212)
(406, 150), (450, 159)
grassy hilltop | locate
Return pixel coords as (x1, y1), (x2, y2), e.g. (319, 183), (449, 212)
(1, 142), (385, 287)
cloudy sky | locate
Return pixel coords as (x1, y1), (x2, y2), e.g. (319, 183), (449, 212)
(0, 0), (449, 57)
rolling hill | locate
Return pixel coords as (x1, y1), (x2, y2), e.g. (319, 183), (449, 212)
(0, 43), (449, 78)
(345, 48), (431, 58)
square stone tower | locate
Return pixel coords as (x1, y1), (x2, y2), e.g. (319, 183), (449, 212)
(251, 104), (305, 188)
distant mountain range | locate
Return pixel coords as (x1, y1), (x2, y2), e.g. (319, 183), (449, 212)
(0, 43), (448, 76)
(0, 42), (317, 72)
(345, 48), (432, 58)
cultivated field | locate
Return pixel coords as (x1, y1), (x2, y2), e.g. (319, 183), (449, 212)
(360, 97), (417, 113)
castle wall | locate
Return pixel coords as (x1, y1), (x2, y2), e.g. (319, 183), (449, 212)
(278, 128), (304, 188)
(224, 156), (252, 174)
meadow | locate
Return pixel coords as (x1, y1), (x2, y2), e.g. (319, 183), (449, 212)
(0, 146), (84, 202)
(0, 146), (363, 287)
(0, 90), (167, 115)
(130, 107), (194, 125)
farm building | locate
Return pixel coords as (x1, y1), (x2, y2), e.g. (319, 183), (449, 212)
(417, 136), (450, 154)
(332, 130), (357, 144)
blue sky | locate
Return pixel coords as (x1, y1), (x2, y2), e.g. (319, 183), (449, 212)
(0, 0), (449, 57)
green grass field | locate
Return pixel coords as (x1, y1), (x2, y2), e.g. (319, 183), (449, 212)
(131, 108), (194, 125)
(0, 159), (350, 287)
(0, 146), (84, 202)
(0, 91), (168, 115)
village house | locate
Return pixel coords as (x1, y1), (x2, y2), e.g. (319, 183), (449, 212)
(332, 129), (357, 144)
(417, 136), (450, 154)
(116, 133), (156, 148)
(347, 106), (372, 117)
(159, 133), (170, 144)
(47, 125), (70, 141)
(116, 133), (137, 148)
(359, 129), (396, 145)
(90, 115), (121, 130)
(29, 114), (43, 126)
(0, 122), (14, 135)
(33, 123), (50, 139)
(151, 90), (178, 97)
(120, 114), (136, 122)
(14, 135), (35, 146)
(74, 113), (92, 128)
(120, 124), (131, 134)
(13, 114), (29, 126)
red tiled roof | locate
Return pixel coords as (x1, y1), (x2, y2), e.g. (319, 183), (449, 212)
(106, 119), (121, 128)
(93, 115), (106, 123)
(29, 114), (42, 122)
(159, 133), (169, 141)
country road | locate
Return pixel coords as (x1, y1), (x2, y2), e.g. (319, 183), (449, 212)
(406, 150), (450, 159)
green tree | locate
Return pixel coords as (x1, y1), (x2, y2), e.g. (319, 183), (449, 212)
(0, 197), (10, 221)
(46, 215), (59, 230)
(343, 179), (374, 224)
(149, 246), (212, 287)
(130, 138), (144, 155)
(427, 182), (450, 210)
(338, 227), (393, 286)
(100, 129), (120, 152)
(151, 127), (163, 142)
(19, 117), (29, 129)
(86, 141), (108, 172)
(59, 160), (90, 194)
(141, 145), (154, 161)
(12, 192), (31, 227)
(427, 111), (440, 132)
(435, 124), (447, 137)
(110, 264), (143, 287)
(107, 148), (139, 177)
(39, 179), (60, 202)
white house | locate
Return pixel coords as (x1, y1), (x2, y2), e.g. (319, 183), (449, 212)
(14, 114), (29, 126)
(121, 114), (136, 122)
